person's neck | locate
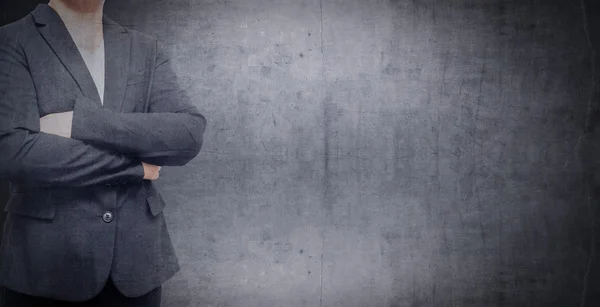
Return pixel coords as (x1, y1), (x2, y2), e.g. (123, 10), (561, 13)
(48, 0), (105, 51)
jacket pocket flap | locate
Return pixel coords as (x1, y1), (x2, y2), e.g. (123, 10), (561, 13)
(146, 193), (166, 217)
(4, 193), (56, 220)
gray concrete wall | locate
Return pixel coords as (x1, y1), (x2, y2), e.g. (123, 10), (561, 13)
(105, 0), (594, 306)
(1, 0), (596, 306)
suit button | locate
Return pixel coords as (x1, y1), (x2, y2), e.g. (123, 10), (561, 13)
(102, 211), (114, 223)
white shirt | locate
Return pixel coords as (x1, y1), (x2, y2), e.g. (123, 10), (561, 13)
(77, 39), (105, 105)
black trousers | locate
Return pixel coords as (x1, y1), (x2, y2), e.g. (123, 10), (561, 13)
(0, 278), (161, 307)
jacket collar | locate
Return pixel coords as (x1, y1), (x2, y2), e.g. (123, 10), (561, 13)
(31, 3), (127, 33)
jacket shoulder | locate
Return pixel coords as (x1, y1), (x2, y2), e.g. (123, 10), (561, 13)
(0, 14), (36, 44)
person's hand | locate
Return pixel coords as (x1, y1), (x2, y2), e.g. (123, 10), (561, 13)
(40, 111), (73, 138)
(142, 162), (161, 180)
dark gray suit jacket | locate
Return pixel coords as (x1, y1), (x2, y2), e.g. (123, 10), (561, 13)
(0, 4), (206, 302)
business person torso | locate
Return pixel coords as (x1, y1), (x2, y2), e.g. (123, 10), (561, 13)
(0, 2), (206, 303)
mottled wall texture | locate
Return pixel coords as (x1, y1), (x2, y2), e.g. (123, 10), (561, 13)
(3, 0), (600, 306)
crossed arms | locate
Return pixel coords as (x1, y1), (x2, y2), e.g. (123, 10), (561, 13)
(0, 28), (207, 188)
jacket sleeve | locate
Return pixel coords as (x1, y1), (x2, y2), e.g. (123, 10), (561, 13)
(70, 39), (207, 167)
(0, 27), (145, 188)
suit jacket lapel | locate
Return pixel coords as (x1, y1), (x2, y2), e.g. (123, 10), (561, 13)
(31, 4), (130, 112)
(102, 16), (130, 112)
(31, 4), (101, 106)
